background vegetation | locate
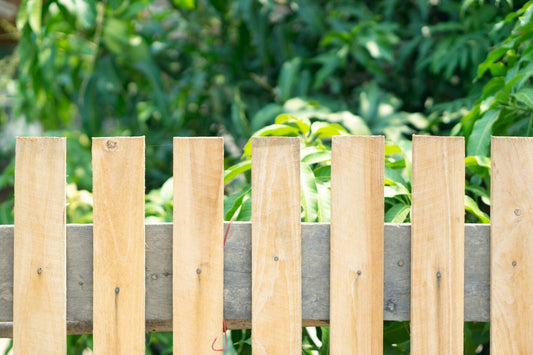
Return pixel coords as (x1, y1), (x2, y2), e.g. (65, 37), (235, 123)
(2, 0), (533, 353)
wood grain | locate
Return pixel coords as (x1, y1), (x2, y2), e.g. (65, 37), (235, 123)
(330, 136), (384, 353)
(13, 137), (66, 354)
(92, 137), (145, 354)
(491, 137), (533, 353)
(411, 135), (464, 354)
(173, 138), (224, 354)
(251, 137), (301, 353)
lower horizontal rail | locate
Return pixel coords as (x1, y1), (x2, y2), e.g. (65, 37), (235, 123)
(0, 222), (489, 337)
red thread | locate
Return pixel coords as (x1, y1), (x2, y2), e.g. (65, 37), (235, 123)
(211, 317), (228, 351)
(224, 220), (233, 247)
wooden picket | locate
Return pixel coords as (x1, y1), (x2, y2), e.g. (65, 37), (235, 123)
(2, 134), (533, 354)
(92, 137), (145, 353)
(330, 136), (384, 354)
(491, 137), (533, 353)
(411, 136), (465, 354)
(13, 138), (67, 354)
(251, 137), (302, 353)
(173, 137), (224, 354)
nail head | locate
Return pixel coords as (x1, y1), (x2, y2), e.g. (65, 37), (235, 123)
(397, 260), (404, 267)
(274, 256), (279, 262)
(514, 209), (522, 216)
(37, 268), (42, 275)
(115, 287), (120, 294)
(512, 261), (517, 267)
(436, 272), (442, 278)
(357, 270), (362, 275)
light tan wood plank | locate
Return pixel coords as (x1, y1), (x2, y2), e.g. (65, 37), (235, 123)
(173, 138), (224, 354)
(491, 137), (533, 353)
(330, 136), (384, 354)
(251, 137), (301, 353)
(92, 137), (145, 354)
(411, 135), (464, 354)
(13, 137), (66, 354)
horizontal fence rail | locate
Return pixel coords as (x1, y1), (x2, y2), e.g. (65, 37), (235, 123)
(0, 222), (490, 337)
(3, 135), (532, 353)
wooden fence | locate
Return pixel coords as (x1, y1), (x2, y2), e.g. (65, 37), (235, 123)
(0, 135), (530, 354)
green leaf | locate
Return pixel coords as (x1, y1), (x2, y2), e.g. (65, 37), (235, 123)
(301, 163), (319, 222)
(467, 109), (501, 156)
(515, 88), (533, 109)
(310, 122), (348, 140)
(235, 196), (252, 221)
(224, 185), (251, 221)
(478, 47), (509, 77)
(316, 183), (331, 222)
(301, 150), (331, 165)
(160, 177), (173, 202)
(384, 184), (410, 198)
(385, 203), (410, 223)
(278, 58), (302, 101)
(224, 160), (252, 184)
(384, 321), (411, 345)
(318, 326), (330, 355)
(314, 165), (331, 181)
(465, 195), (490, 223)
(275, 114), (311, 134)
(482, 77), (505, 97)
(172, 0), (195, 9)
(465, 156), (491, 176)
(28, 0), (42, 34)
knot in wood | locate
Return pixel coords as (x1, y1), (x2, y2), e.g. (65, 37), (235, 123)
(105, 140), (118, 152)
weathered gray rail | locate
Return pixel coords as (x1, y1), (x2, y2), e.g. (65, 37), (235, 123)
(0, 222), (489, 337)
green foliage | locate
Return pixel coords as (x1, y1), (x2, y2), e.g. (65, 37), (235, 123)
(9, 0), (526, 191)
(461, 1), (533, 157)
